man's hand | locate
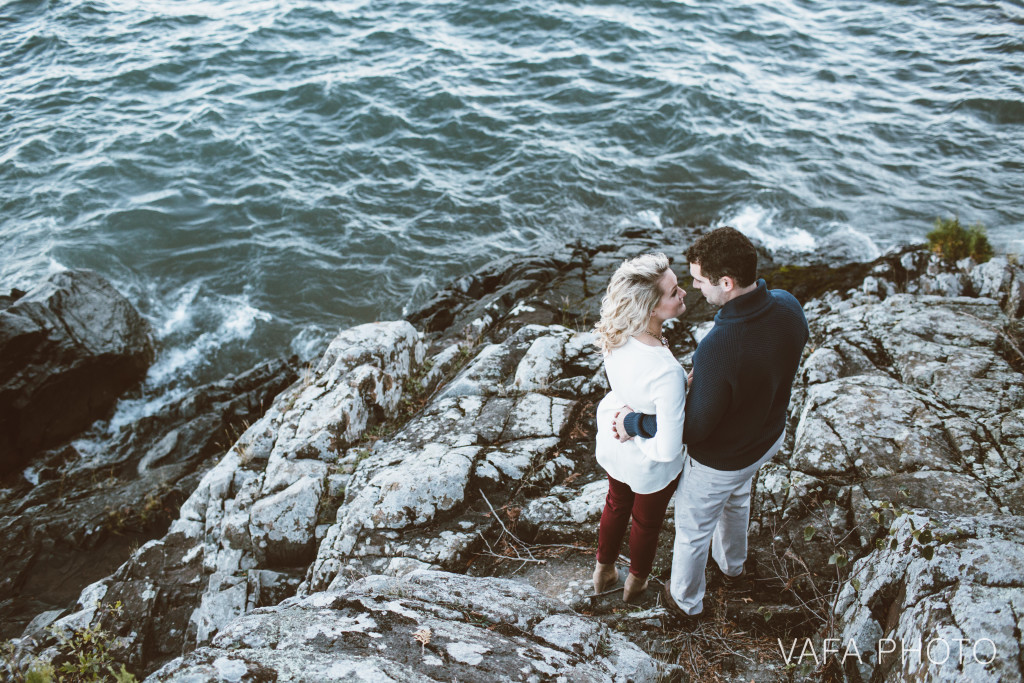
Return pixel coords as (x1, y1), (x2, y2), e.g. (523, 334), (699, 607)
(687, 370), (694, 387)
(612, 405), (633, 442)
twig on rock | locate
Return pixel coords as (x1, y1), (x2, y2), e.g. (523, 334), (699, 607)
(477, 489), (546, 572)
(588, 586), (624, 599)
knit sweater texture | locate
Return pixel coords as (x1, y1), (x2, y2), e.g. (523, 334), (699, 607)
(625, 279), (808, 471)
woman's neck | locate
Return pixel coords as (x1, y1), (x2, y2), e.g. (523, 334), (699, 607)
(635, 321), (667, 347)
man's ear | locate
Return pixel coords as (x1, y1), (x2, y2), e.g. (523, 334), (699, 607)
(719, 275), (735, 292)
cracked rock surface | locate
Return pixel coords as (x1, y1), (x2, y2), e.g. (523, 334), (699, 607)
(305, 324), (581, 596)
(835, 512), (1024, 682)
(147, 569), (665, 683)
(754, 260), (1024, 681)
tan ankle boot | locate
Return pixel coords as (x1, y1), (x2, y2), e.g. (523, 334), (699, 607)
(593, 562), (618, 593)
(623, 573), (649, 602)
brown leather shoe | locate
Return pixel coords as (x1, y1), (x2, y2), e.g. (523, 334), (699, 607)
(662, 580), (707, 625)
(712, 564), (752, 593)
(661, 580), (686, 614)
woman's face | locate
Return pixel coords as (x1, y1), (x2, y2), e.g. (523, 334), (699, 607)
(652, 269), (686, 322)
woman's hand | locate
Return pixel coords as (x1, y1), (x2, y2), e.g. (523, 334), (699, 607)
(687, 370), (694, 387)
(612, 405), (633, 442)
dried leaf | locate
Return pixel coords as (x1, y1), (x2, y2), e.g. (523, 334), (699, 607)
(413, 627), (432, 653)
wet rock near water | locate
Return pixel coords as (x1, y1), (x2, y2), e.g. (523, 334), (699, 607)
(26, 321), (428, 674)
(0, 355), (299, 640)
(0, 269), (155, 476)
(0, 269), (298, 640)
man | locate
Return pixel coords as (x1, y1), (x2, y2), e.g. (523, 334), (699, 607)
(613, 226), (808, 617)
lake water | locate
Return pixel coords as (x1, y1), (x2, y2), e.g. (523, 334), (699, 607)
(2, 0), (1022, 422)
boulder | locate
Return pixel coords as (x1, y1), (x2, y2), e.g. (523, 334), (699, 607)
(835, 513), (1024, 682)
(753, 290), (1020, 586)
(746, 261), (1024, 681)
(0, 270), (155, 475)
(304, 324), (583, 595)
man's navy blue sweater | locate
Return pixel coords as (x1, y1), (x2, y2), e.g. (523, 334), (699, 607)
(624, 279), (809, 471)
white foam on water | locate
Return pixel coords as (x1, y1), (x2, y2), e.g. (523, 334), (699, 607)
(61, 383), (194, 462)
(717, 205), (817, 253)
(820, 223), (882, 261)
(290, 324), (333, 365)
(45, 257), (68, 277)
(222, 296), (273, 335)
(158, 282), (201, 337)
(616, 210), (663, 231)
(2, 255), (68, 293)
(146, 293), (273, 387)
(636, 210), (663, 230)
(71, 289), (277, 450)
(98, 386), (192, 437)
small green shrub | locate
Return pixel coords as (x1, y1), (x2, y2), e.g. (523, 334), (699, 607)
(48, 608), (139, 683)
(926, 216), (994, 263)
(0, 601), (139, 683)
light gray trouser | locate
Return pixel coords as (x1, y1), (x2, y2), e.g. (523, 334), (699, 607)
(669, 432), (785, 615)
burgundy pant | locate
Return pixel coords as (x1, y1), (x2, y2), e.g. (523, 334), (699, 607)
(596, 473), (680, 579)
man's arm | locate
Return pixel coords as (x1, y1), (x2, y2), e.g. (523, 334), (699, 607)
(621, 411), (658, 439)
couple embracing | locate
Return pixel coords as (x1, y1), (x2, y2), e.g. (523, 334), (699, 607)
(591, 227), (809, 619)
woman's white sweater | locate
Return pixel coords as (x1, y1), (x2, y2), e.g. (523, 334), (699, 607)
(595, 337), (686, 494)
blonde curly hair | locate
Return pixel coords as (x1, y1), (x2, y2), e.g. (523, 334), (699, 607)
(594, 253), (671, 355)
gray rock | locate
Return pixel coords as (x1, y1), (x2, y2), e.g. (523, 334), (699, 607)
(520, 480), (608, 543)
(20, 609), (65, 639)
(28, 321), (426, 673)
(249, 475), (323, 567)
(19, 240), (1024, 682)
(791, 375), (960, 478)
(835, 513), (1024, 682)
(751, 277), (1024, 681)
(146, 569), (669, 683)
(970, 256), (1024, 317)
(305, 326), (579, 595)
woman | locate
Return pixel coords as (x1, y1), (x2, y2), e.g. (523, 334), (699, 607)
(592, 252), (687, 602)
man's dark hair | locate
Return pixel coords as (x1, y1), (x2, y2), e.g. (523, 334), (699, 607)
(685, 226), (757, 287)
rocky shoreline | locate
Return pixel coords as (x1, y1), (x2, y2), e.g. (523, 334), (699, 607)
(2, 226), (1023, 682)
(0, 271), (299, 642)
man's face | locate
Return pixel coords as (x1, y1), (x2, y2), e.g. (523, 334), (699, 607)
(689, 262), (729, 307)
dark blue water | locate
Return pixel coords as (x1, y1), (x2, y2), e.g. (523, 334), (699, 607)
(2, 0), (1023, 421)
